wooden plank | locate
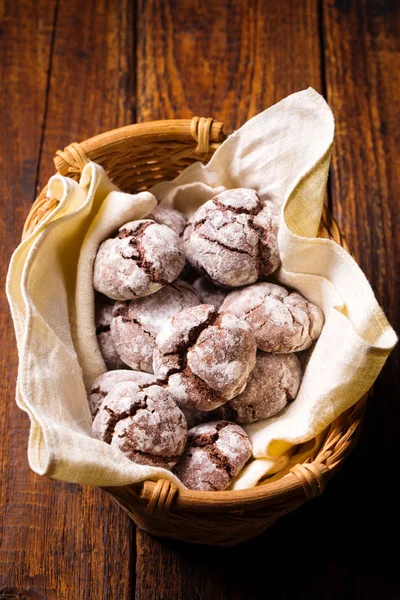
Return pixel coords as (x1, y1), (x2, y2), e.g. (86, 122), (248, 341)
(136, 0), (322, 130)
(0, 0), (57, 596)
(0, 1), (136, 598)
(322, 0), (400, 591)
(37, 0), (136, 189)
(134, 1), (324, 598)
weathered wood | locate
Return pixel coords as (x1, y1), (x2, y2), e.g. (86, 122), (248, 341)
(37, 0), (136, 189)
(322, 0), (400, 588)
(0, 1), (136, 598)
(136, 0), (322, 130)
(134, 1), (324, 598)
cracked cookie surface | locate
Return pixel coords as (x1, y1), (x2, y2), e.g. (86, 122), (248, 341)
(183, 188), (280, 287)
(89, 369), (157, 418)
(221, 282), (324, 353)
(229, 352), (302, 423)
(110, 279), (199, 373)
(153, 305), (257, 411)
(92, 382), (187, 469)
(173, 420), (252, 491)
(93, 219), (185, 301)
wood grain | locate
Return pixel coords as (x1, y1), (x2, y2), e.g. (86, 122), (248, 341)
(37, 0), (136, 190)
(0, 0), (57, 596)
(323, 0), (400, 574)
(0, 1), (136, 598)
(134, 1), (325, 599)
(136, 0), (322, 130)
(1, 0), (399, 597)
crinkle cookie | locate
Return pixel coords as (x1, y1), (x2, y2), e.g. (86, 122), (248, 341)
(89, 369), (157, 418)
(229, 352), (302, 423)
(192, 276), (229, 310)
(110, 279), (199, 373)
(153, 305), (257, 411)
(183, 188), (280, 287)
(147, 205), (187, 237)
(95, 295), (127, 371)
(221, 282), (324, 353)
(93, 220), (185, 301)
(173, 421), (252, 491)
(92, 382), (187, 469)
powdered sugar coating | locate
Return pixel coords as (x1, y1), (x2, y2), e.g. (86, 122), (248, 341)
(147, 205), (187, 237)
(153, 305), (257, 411)
(95, 295), (126, 371)
(229, 352), (302, 423)
(173, 421), (252, 491)
(183, 188), (280, 287)
(110, 279), (199, 373)
(89, 370), (156, 418)
(156, 304), (216, 355)
(192, 276), (228, 309)
(92, 382), (187, 469)
(93, 220), (185, 301)
(221, 282), (324, 353)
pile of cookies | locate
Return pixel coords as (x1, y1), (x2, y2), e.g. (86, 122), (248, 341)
(89, 189), (324, 491)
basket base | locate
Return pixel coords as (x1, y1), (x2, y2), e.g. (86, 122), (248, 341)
(106, 488), (282, 546)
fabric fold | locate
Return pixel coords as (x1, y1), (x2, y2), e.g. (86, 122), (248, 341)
(6, 88), (397, 488)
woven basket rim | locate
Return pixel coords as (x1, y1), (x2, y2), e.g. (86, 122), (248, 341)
(23, 117), (369, 512)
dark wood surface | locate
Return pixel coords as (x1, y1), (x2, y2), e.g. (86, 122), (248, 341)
(0, 0), (398, 598)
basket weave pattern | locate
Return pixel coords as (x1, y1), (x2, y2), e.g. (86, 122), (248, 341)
(23, 117), (368, 546)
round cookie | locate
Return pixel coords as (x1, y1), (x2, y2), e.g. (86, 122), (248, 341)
(221, 282), (324, 353)
(92, 382), (187, 469)
(153, 304), (257, 411)
(147, 205), (187, 237)
(229, 352), (302, 423)
(110, 279), (199, 373)
(89, 369), (157, 418)
(173, 421), (252, 491)
(183, 188), (280, 287)
(192, 276), (229, 310)
(93, 219), (185, 301)
(95, 295), (127, 370)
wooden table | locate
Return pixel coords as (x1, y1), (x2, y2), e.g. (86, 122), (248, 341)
(1, 1), (399, 598)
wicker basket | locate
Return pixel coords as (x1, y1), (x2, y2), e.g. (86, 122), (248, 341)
(23, 117), (369, 547)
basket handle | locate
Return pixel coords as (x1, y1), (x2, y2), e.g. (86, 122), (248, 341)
(53, 117), (225, 178)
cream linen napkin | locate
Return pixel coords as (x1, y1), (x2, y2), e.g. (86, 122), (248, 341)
(151, 88), (397, 485)
(6, 162), (184, 487)
(6, 88), (397, 489)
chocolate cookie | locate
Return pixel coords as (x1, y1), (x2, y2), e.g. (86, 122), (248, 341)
(89, 369), (157, 418)
(95, 295), (127, 370)
(229, 352), (302, 423)
(110, 279), (199, 373)
(153, 305), (257, 411)
(92, 382), (187, 469)
(93, 220), (185, 301)
(147, 205), (187, 237)
(173, 421), (252, 491)
(192, 276), (229, 310)
(221, 282), (324, 353)
(183, 188), (280, 287)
